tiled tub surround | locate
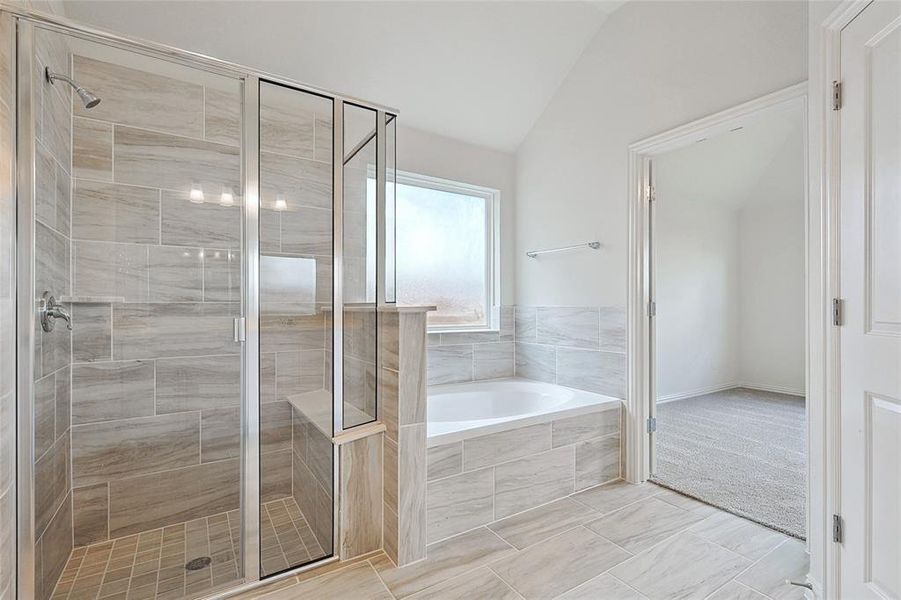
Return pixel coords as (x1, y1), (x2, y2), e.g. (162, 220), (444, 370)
(426, 306), (626, 399)
(425, 401), (621, 544)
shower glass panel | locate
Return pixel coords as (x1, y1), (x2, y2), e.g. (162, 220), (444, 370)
(385, 114), (397, 303)
(342, 103), (378, 429)
(258, 80), (334, 575)
(29, 25), (245, 599)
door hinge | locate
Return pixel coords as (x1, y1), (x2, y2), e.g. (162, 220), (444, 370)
(832, 80), (842, 111)
(233, 317), (246, 342)
(833, 514), (844, 543)
(647, 417), (657, 433)
(648, 185), (656, 202)
(832, 298), (844, 326)
(648, 300), (656, 318)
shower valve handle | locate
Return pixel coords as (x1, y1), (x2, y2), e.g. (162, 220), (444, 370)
(40, 292), (72, 332)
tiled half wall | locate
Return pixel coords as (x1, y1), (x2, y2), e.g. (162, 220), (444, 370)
(427, 306), (626, 398)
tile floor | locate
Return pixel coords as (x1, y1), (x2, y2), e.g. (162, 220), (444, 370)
(253, 481), (809, 600)
(50, 497), (325, 600)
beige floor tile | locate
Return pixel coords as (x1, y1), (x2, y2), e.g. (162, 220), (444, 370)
(651, 487), (720, 517)
(371, 527), (516, 599)
(488, 498), (596, 550)
(585, 497), (703, 553)
(407, 567), (522, 600)
(259, 561), (392, 600)
(610, 533), (750, 600)
(689, 511), (787, 560)
(706, 580), (770, 600)
(736, 539), (808, 600)
(557, 573), (648, 600)
(572, 480), (658, 514)
(490, 526), (631, 599)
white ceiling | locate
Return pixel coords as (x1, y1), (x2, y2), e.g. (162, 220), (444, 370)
(654, 104), (804, 211)
(62, 1), (623, 152)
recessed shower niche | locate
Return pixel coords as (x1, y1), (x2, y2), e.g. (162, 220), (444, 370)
(3, 11), (396, 599)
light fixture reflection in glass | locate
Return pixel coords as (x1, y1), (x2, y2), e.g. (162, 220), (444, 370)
(220, 187), (234, 207)
(274, 193), (287, 211)
(189, 182), (204, 203)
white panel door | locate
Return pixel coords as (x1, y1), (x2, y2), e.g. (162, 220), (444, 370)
(840, 2), (901, 598)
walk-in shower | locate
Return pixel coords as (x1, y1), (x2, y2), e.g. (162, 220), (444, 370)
(0, 7), (396, 600)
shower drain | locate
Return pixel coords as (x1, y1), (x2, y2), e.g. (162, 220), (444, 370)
(185, 557), (212, 571)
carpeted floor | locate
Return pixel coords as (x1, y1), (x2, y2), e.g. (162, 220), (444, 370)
(652, 387), (806, 539)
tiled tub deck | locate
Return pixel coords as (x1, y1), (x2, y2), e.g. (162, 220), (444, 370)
(426, 402), (622, 544)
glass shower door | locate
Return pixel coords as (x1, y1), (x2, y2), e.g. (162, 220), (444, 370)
(25, 25), (246, 600)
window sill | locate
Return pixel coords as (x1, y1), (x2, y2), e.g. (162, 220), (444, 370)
(428, 328), (500, 335)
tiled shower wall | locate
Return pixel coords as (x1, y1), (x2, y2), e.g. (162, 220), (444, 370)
(32, 27), (75, 600)
(426, 306), (626, 399)
(0, 12), (16, 600)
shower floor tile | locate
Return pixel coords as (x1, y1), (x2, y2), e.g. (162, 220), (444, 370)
(51, 497), (324, 600)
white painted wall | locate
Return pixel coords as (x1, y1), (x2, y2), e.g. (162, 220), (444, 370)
(514, 0), (807, 307)
(397, 125), (516, 304)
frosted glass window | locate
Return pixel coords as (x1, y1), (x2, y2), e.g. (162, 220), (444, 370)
(390, 176), (497, 329)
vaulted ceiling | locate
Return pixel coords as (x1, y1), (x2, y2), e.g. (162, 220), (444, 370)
(63, 1), (625, 151)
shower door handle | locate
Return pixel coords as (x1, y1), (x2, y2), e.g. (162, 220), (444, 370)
(39, 291), (72, 332)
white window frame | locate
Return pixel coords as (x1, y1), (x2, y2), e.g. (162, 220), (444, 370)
(393, 170), (501, 333)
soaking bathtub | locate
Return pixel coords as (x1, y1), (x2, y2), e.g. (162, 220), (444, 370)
(424, 378), (623, 543)
(427, 378), (621, 446)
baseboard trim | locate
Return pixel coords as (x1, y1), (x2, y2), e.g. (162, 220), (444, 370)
(658, 381), (806, 403)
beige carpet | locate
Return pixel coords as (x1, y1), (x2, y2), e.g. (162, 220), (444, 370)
(652, 387), (806, 538)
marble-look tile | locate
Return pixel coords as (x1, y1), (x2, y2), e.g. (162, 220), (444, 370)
(313, 116), (332, 163)
(201, 407), (240, 462)
(380, 367), (399, 443)
(72, 180), (159, 244)
(33, 374), (55, 458)
(463, 423), (551, 471)
(261, 312), (325, 353)
(383, 438), (399, 564)
(73, 55), (204, 137)
(339, 434), (382, 559)
(280, 206), (333, 255)
(72, 304), (113, 362)
(586, 497), (703, 553)
(575, 434), (620, 490)
(652, 487), (719, 518)
(276, 350), (326, 399)
(148, 245), (204, 302)
(488, 497), (594, 550)
(426, 467), (493, 543)
(371, 527), (516, 599)
(689, 511), (787, 560)
(40, 61), (72, 170)
(155, 354), (241, 413)
(160, 190), (241, 249)
(558, 573), (648, 600)
(204, 87), (241, 146)
(552, 406), (621, 447)
(490, 526), (630, 599)
(73, 117), (112, 181)
(54, 367), (69, 439)
(72, 360), (155, 424)
(35, 142), (69, 235)
(35, 220), (70, 299)
(572, 480), (658, 514)
(108, 458), (239, 538)
(494, 446), (574, 519)
(72, 412), (200, 486)
(514, 306), (537, 342)
(0, 13), (11, 104)
(427, 442), (461, 481)
(556, 348), (626, 398)
(73, 483), (109, 546)
(599, 306), (627, 352)
(40, 314), (71, 375)
(398, 312), (428, 426)
(706, 581), (769, 600)
(736, 539), (808, 600)
(34, 435), (69, 538)
(260, 87), (315, 159)
(204, 249), (241, 302)
(514, 343), (555, 383)
(499, 306), (515, 342)
(398, 423), (428, 564)
(114, 125), (240, 192)
(73, 241), (148, 302)
(112, 302), (239, 360)
(427, 345), (472, 386)
(536, 307), (600, 349)
(261, 448), (293, 502)
(292, 452), (333, 552)
(439, 331), (499, 345)
(38, 489), (72, 600)
(610, 533), (749, 600)
(407, 567), (520, 600)
(473, 342), (514, 380)
(262, 562), (391, 600)
(260, 150), (332, 211)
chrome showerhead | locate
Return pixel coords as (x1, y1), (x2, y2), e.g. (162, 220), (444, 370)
(45, 67), (101, 109)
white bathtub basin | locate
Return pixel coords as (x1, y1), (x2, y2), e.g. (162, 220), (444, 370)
(427, 378), (621, 446)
